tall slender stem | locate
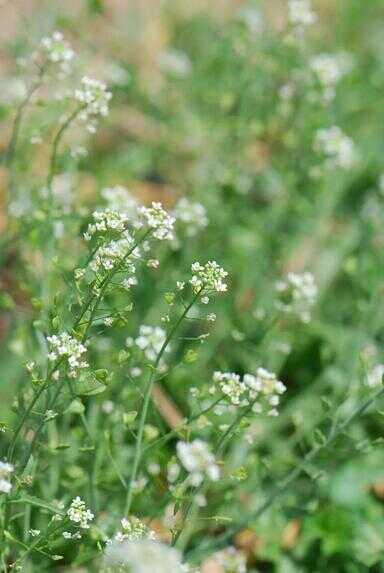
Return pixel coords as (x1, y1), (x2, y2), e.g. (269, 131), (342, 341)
(124, 292), (201, 515)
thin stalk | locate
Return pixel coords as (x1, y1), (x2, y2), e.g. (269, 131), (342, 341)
(174, 403), (253, 549)
(142, 396), (224, 454)
(124, 291), (201, 515)
(4, 64), (46, 170)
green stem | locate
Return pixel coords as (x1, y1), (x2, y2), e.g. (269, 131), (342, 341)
(142, 396), (224, 455)
(174, 403), (253, 550)
(4, 65), (46, 169)
(124, 291), (201, 515)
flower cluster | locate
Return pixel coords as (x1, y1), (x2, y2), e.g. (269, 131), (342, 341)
(0, 460), (14, 494)
(112, 517), (156, 543)
(313, 126), (357, 170)
(84, 209), (129, 241)
(138, 202), (175, 241)
(67, 497), (94, 529)
(40, 31), (75, 71)
(101, 185), (139, 218)
(190, 261), (228, 295)
(173, 198), (208, 238)
(366, 364), (384, 388)
(211, 547), (247, 573)
(275, 271), (318, 323)
(104, 539), (185, 573)
(288, 0), (316, 28)
(212, 371), (247, 406)
(177, 439), (220, 486)
(212, 368), (286, 416)
(47, 332), (88, 378)
(127, 325), (169, 363)
(74, 76), (112, 133)
(310, 52), (353, 102)
(89, 235), (138, 276)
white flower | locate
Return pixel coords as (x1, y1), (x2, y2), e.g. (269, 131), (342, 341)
(177, 439), (220, 486)
(275, 271), (317, 323)
(212, 368), (286, 416)
(310, 53), (353, 100)
(213, 372), (247, 406)
(134, 325), (168, 363)
(314, 126), (357, 170)
(288, 0), (316, 27)
(63, 531), (82, 540)
(366, 364), (384, 388)
(105, 539), (185, 573)
(139, 202), (175, 241)
(74, 76), (112, 133)
(167, 461), (180, 483)
(190, 261), (228, 294)
(85, 209), (129, 239)
(40, 31), (75, 70)
(173, 198), (208, 238)
(111, 517), (156, 544)
(89, 234), (137, 276)
(212, 546), (247, 573)
(237, 6), (264, 35)
(157, 49), (192, 77)
(46, 332), (88, 378)
(0, 460), (14, 494)
(101, 185), (139, 218)
(67, 497), (94, 529)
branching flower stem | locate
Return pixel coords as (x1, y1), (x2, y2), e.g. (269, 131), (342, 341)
(186, 385), (384, 563)
(8, 232), (149, 467)
(173, 402), (254, 550)
(124, 290), (202, 515)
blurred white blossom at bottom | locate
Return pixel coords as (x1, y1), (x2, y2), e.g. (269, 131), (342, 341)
(103, 539), (185, 572)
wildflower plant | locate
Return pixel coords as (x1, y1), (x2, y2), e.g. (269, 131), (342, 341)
(1, 3), (384, 572)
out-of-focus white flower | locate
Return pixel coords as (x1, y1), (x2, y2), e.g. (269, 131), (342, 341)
(105, 539), (185, 572)
(211, 546), (247, 573)
(275, 272), (318, 323)
(173, 198), (208, 238)
(313, 126), (357, 170)
(310, 52), (353, 101)
(133, 325), (169, 363)
(139, 202), (175, 241)
(74, 76), (112, 133)
(40, 31), (75, 72)
(157, 49), (192, 77)
(237, 6), (264, 35)
(0, 460), (14, 494)
(366, 364), (384, 388)
(101, 185), (139, 218)
(177, 439), (220, 486)
(288, 0), (316, 27)
(167, 461), (181, 484)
